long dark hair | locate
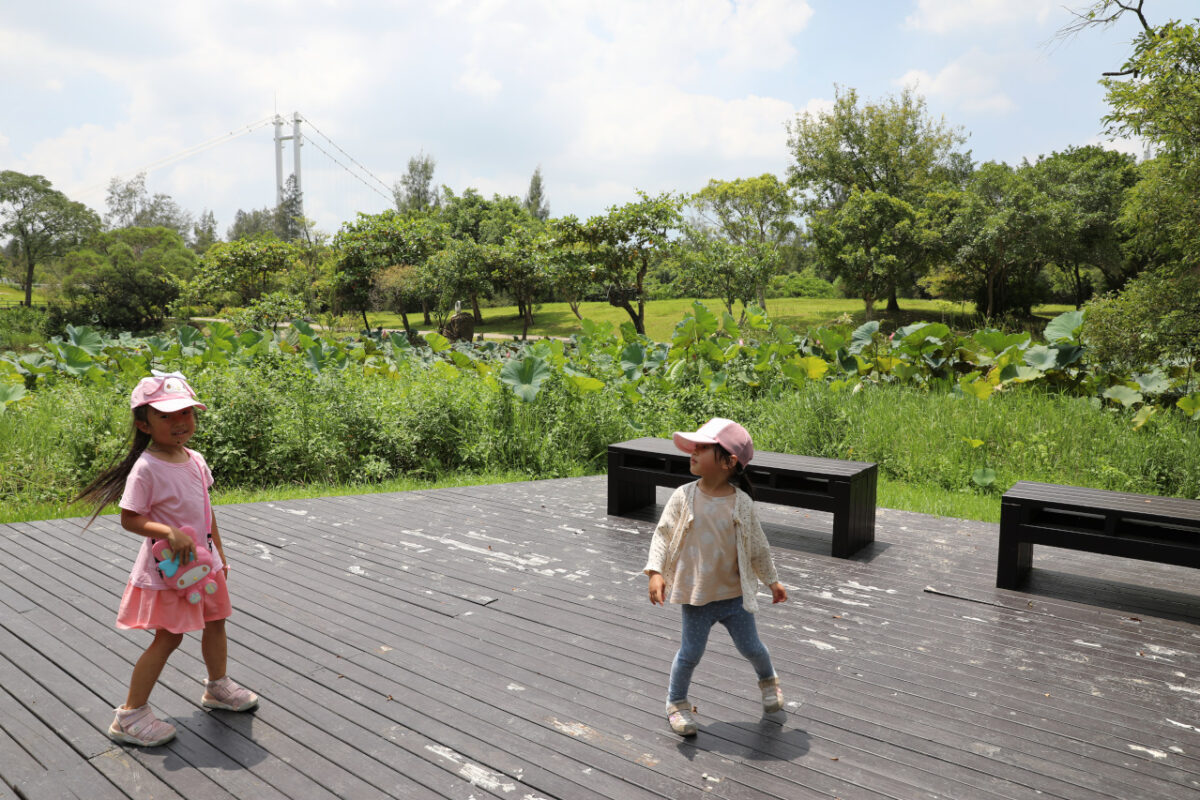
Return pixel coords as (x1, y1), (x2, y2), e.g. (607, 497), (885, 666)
(76, 406), (151, 526)
(713, 442), (756, 500)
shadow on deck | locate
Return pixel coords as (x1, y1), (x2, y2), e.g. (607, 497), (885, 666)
(1, 477), (1198, 799)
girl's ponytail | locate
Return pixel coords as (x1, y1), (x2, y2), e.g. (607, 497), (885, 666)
(732, 462), (756, 500)
(76, 407), (151, 527)
(713, 442), (757, 500)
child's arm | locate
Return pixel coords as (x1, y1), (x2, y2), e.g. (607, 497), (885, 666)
(121, 509), (195, 562)
(746, 502), (787, 603)
(643, 487), (684, 605)
(209, 510), (228, 577)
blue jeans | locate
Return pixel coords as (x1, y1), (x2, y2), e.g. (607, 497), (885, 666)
(667, 596), (776, 705)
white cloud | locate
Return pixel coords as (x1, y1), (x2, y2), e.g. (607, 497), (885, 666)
(904, 0), (1058, 34)
(897, 49), (1037, 114)
(1088, 134), (1150, 160)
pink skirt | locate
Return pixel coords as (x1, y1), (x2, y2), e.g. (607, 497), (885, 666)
(116, 568), (233, 634)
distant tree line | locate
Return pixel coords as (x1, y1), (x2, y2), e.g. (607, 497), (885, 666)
(1, 5), (1195, 369)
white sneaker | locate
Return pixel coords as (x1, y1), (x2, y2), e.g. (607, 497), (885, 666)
(108, 705), (176, 747)
(759, 676), (783, 714)
(666, 700), (697, 736)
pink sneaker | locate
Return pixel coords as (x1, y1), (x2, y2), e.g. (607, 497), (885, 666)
(108, 705), (176, 747)
(201, 676), (259, 711)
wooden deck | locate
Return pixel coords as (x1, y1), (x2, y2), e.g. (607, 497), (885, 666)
(2, 476), (1198, 800)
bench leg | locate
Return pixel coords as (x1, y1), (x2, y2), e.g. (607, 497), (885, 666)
(831, 469), (877, 558)
(996, 504), (1032, 588)
(606, 454), (657, 515)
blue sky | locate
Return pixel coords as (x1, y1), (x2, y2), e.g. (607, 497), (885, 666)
(2, 1), (1194, 236)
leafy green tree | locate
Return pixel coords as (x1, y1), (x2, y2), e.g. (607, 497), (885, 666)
(438, 188), (534, 321)
(0, 171), (101, 306)
(226, 207), (277, 241)
(392, 153), (441, 215)
(1084, 266), (1200, 373)
(691, 174), (796, 309)
(275, 174), (305, 242)
(676, 228), (759, 316)
(103, 172), (192, 240)
(333, 210), (445, 330)
(786, 86), (968, 310)
(190, 235), (297, 310)
(191, 209), (219, 255)
(372, 264), (424, 333)
(1026, 145), (1138, 306)
(542, 217), (595, 320)
(57, 227), (191, 330)
(560, 192), (682, 335)
(944, 162), (1050, 319)
(808, 189), (921, 320)
(524, 166), (550, 222)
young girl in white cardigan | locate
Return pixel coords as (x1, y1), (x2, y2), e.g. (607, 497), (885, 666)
(643, 418), (788, 736)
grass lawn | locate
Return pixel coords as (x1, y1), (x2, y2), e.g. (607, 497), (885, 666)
(0, 284), (46, 307)
(366, 297), (1075, 341)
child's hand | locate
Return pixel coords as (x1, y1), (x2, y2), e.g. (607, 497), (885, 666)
(165, 527), (196, 563)
(648, 573), (666, 606)
(770, 582), (788, 604)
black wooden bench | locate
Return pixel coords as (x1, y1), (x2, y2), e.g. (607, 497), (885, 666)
(997, 480), (1200, 589)
(607, 437), (878, 557)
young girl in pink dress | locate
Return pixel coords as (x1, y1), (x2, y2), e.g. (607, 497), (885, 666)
(78, 372), (258, 747)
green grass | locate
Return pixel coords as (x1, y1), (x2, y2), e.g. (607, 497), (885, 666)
(0, 284), (46, 306)
(366, 297), (1075, 341)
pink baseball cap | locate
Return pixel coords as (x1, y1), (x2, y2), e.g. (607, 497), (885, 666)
(673, 417), (754, 465)
(130, 373), (207, 412)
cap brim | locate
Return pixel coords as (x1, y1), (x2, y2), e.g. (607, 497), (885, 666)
(673, 431), (717, 453)
(147, 398), (207, 412)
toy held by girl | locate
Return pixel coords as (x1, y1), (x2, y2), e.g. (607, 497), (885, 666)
(643, 418), (789, 736)
(77, 371), (259, 748)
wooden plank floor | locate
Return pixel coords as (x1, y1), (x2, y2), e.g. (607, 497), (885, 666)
(2, 476), (1198, 800)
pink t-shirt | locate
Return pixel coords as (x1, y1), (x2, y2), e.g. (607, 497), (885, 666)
(119, 448), (221, 588)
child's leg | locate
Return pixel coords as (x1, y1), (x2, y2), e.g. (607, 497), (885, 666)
(667, 603), (718, 705)
(200, 618), (228, 681)
(199, 617), (258, 711)
(125, 629), (184, 709)
(719, 605), (776, 681)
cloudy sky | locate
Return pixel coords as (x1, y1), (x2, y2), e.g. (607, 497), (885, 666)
(2, 1), (1192, 236)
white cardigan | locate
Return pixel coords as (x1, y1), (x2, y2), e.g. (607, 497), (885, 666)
(642, 481), (780, 613)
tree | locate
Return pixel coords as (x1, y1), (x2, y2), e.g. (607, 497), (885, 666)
(691, 174), (797, 310)
(192, 209), (219, 255)
(944, 162), (1051, 319)
(1026, 146), (1138, 306)
(676, 227), (760, 316)
(438, 188), (534, 322)
(189, 236), (297, 310)
(808, 189), (921, 320)
(104, 172), (192, 240)
(0, 171), (101, 306)
(333, 210), (445, 330)
(392, 153), (441, 215)
(542, 217), (595, 320)
(786, 86), (968, 310)
(561, 192), (682, 335)
(58, 227), (191, 330)
(524, 166), (550, 222)
(275, 174), (305, 242)
(227, 207), (277, 241)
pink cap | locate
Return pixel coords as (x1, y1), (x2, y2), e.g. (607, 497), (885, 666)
(130, 373), (207, 412)
(673, 417), (754, 465)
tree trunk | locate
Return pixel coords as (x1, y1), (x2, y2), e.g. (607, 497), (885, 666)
(863, 294), (875, 321)
(23, 251), (34, 307)
(471, 294), (482, 324)
(361, 309), (370, 331)
(886, 286), (900, 313)
(569, 301), (582, 320)
(400, 311), (411, 333)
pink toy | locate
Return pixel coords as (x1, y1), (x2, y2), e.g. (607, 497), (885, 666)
(151, 525), (218, 604)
